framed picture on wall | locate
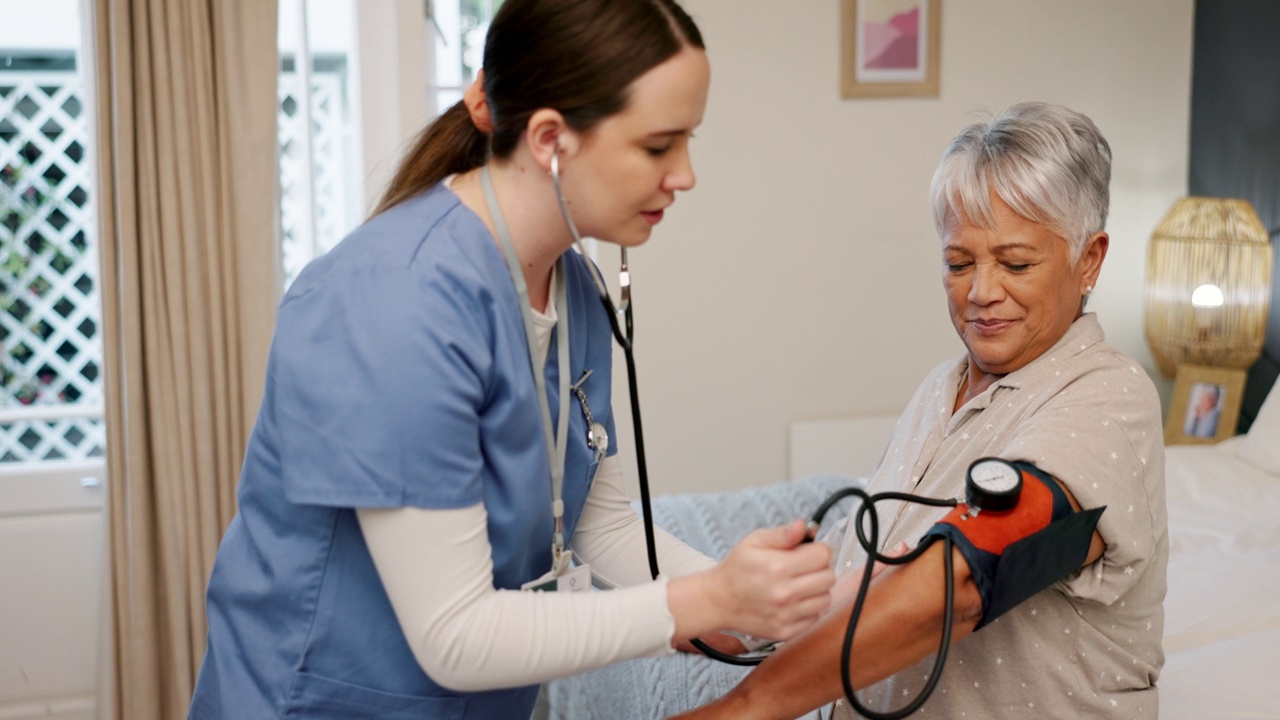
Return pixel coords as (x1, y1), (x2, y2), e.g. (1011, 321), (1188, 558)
(840, 0), (941, 98)
(1165, 364), (1247, 445)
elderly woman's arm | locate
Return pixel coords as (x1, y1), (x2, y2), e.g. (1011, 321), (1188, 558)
(667, 542), (981, 720)
(669, 477), (1105, 720)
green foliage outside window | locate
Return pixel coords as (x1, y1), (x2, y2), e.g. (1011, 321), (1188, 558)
(0, 157), (81, 405)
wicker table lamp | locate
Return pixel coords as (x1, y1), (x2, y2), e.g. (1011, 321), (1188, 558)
(1143, 197), (1273, 379)
(1145, 197), (1273, 444)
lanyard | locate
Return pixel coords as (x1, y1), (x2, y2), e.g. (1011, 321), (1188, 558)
(480, 166), (572, 564)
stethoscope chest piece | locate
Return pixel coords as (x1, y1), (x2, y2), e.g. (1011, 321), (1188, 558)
(569, 370), (608, 463)
(588, 422), (608, 463)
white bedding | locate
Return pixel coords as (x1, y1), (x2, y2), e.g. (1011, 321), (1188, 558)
(1159, 437), (1280, 719)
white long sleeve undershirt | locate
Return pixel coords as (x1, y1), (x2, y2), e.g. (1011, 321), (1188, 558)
(357, 456), (715, 691)
(355, 290), (716, 691)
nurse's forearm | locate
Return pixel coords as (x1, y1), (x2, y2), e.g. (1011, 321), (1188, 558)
(571, 456), (716, 588)
(670, 542), (983, 720)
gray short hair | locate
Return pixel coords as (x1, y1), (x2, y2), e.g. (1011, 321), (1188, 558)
(929, 102), (1112, 264)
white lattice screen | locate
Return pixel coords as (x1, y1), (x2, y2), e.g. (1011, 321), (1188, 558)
(278, 59), (351, 288)
(0, 65), (105, 463)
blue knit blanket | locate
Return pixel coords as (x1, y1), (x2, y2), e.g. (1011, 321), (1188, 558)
(540, 474), (862, 720)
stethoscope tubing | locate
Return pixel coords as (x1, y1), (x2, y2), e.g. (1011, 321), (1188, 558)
(548, 153), (659, 580)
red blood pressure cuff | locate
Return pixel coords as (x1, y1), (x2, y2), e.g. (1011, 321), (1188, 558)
(919, 461), (1105, 630)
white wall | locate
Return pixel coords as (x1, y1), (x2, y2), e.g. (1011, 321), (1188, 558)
(606, 0), (1194, 495)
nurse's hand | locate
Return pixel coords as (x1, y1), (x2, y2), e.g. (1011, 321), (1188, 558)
(667, 519), (834, 646)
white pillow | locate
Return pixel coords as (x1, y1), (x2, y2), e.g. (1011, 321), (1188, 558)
(1236, 376), (1280, 476)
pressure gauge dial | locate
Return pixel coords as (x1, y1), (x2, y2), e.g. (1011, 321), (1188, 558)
(965, 457), (1022, 513)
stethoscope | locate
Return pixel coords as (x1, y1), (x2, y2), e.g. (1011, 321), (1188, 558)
(548, 153), (964, 719)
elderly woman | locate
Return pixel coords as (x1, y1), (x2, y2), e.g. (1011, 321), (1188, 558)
(672, 101), (1167, 720)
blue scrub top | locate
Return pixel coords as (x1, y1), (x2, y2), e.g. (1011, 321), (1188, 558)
(188, 185), (618, 720)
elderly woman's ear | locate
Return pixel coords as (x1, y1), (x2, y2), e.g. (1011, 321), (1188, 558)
(1077, 231), (1109, 296)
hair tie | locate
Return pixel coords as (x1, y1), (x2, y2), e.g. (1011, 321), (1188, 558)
(463, 72), (494, 134)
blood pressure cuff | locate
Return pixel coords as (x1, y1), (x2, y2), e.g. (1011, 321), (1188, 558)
(919, 461), (1105, 630)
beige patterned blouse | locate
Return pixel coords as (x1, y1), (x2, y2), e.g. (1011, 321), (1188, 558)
(828, 314), (1167, 720)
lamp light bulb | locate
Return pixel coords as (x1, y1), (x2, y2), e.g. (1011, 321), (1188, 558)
(1191, 284), (1224, 308)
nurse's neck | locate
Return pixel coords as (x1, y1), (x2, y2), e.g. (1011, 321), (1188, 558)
(454, 160), (574, 313)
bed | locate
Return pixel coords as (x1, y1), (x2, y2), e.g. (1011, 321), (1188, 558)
(541, 377), (1280, 720)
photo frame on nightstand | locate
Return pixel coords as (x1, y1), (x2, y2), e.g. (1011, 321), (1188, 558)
(1165, 364), (1247, 445)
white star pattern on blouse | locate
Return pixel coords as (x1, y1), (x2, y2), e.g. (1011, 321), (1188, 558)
(857, 325), (1159, 718)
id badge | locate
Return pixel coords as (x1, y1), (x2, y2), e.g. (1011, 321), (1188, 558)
(520, 550), (592, 593)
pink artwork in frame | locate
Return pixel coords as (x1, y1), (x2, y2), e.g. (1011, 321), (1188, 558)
(841, 0), (941, 98)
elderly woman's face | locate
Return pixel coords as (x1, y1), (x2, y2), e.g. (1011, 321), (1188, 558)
(942, 193), (1105, 377)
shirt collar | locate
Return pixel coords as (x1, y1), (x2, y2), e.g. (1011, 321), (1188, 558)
(951, 313), (1106, 405)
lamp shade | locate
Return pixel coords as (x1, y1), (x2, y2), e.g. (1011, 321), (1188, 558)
(1144, 197), (1273, 378)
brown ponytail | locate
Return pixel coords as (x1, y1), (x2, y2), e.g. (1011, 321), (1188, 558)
(371, 101), (489, 217)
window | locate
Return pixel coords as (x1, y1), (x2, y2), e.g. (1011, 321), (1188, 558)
(275, 0), (505, 290)
(427, 0), (505, 113)
(278, 0), (360, 289)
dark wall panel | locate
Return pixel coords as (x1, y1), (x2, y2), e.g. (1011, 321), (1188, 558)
(1189, 0), (1280, 432)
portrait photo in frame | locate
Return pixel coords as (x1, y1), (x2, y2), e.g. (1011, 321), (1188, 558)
(1164, 364), (1247, 445)
(840, 0), (941, 98)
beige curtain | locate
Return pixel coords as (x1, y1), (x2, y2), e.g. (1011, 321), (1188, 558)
(89, 1), (279, 718)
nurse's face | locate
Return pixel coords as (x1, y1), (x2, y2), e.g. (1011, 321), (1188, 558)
(558, 45), (710, 247)
(942, 192), (1105, 377)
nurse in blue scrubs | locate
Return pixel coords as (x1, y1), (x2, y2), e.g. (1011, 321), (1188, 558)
(187, 0), (835, 718)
